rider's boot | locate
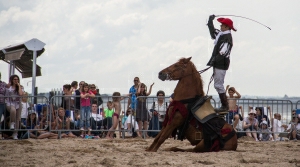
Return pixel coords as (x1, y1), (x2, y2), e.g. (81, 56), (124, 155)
(215, 93), (229, 113)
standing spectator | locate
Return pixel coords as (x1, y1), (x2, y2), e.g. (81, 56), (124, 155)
(148, 90), (166, 137)
(20, 92), (31, 126)
(0, 72), (8, 124)
(62, 84), (72, 116)
(136, 82), (154, 137)
(5, 74), (23, 139)
(273, 113), (288, 141)
(105, 92), (128, 139)
(90, 84), (97, 95)
(75, 81), (85, 111)
(128, 77), (140, 110)
(243, 109), (259, 141)
(206, 15), (236, 112)
(225, 85), (241, 131)
(90, 84), (103, 106)
(79, 83), (95, 137)
(70, 81), (78, 109)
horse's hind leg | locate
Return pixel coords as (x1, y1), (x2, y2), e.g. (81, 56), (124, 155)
(221, 123), (238, 151)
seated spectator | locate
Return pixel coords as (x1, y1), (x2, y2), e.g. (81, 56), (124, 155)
(90, 103), (108, 139)
(287, 117), (300, 141)
(103, 101), (114, 129)
(55, 107), (76, 138)
(259, 120), (274, 141)
(123, 108), (140, 137)
(273, 113), (288, 141)
(243, 109), (259, 141)
(148, 90), (166, 137)
(21, 111), (39, 139)
(255, 107), (271, 127)
(21, 110), (58, 139)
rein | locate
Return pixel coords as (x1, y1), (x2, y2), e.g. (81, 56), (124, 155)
(167, 64), (214, 95)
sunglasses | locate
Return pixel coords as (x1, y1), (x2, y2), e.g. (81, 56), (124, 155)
(134, 80), (139, 82)
(249, 113), (256, 115)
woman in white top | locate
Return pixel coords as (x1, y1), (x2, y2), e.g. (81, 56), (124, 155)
(148, 90), (167, 137)
(243, 109), (259, 141)
(124, 108), (140, 137)
(5, 75), (23, 139)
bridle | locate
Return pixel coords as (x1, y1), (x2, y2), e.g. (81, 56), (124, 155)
(165, 62), (212, 80)
(164, 62), (213, 94)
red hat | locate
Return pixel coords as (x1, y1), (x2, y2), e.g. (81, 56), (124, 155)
(217, 18), (236, 31)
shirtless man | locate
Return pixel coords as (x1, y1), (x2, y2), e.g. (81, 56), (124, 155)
(225, 85), (241, 131)
(106, 92), (129, 139)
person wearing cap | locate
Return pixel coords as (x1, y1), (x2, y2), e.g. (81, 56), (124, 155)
(259, 120), (274, 141)
(243, 109), (259, 141)
(206, 15), (236, 112)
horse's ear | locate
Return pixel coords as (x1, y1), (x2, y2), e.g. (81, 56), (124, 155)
(184, 57), (192, 63)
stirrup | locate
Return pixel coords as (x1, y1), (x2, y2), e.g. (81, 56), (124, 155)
(195, 132), (202, 140)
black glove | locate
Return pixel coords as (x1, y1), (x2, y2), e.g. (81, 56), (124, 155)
(209, 14), (215, 21)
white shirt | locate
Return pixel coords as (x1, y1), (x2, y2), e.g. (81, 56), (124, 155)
(152, 101), (167, 122)
(21, 102), (30, 118)
(273, 118), (284, 133)
(91, 113), (102, 121)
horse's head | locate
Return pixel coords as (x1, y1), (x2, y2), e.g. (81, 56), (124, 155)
(158, 57), (193, 81)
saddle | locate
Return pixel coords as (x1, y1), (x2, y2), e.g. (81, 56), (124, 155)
(190, 96), (218, 123)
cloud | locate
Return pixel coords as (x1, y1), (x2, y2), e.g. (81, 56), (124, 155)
(0, 0), (299, 97)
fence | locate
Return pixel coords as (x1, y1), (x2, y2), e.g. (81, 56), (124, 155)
(0, 94), (299, 140)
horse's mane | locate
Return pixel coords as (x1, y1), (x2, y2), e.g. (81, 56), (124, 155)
(178, 58), (205, 96)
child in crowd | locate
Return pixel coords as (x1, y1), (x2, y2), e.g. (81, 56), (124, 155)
(80, 83), (95, 137)
(103, 101), (114, 129)
(259, 120), (274, 141)
(21, 92), (31, 127)
(106, 92), (128, 139)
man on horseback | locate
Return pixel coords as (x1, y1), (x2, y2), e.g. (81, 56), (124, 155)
(206, 15), (236, 112)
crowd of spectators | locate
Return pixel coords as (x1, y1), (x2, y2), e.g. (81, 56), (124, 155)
(0, 75), (167, 140)
(1, 73), (300, 141)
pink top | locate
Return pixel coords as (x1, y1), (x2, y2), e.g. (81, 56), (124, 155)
(80, 91), (93, 107)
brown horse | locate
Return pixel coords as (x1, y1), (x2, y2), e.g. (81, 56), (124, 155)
(146, 57), (237, 152)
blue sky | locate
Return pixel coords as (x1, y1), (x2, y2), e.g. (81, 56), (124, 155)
(0, 0), (299, 97)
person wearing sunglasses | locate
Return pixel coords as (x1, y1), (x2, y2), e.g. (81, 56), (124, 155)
(243, 109), (259, 141)
(127, 77), (140, 110)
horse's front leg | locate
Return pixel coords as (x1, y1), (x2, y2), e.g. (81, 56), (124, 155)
(146, 126), (165, 151)
(148, 111), (185, 152)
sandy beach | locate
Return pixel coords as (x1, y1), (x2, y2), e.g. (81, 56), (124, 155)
(0, 136), (299, 167)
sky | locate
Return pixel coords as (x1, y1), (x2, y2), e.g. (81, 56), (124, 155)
(0, 0), (299, 97)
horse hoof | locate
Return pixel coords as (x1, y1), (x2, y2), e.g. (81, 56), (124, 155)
(165, 147), (179, 152)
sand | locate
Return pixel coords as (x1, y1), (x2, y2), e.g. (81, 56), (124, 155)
(0, 136), (299, 167)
